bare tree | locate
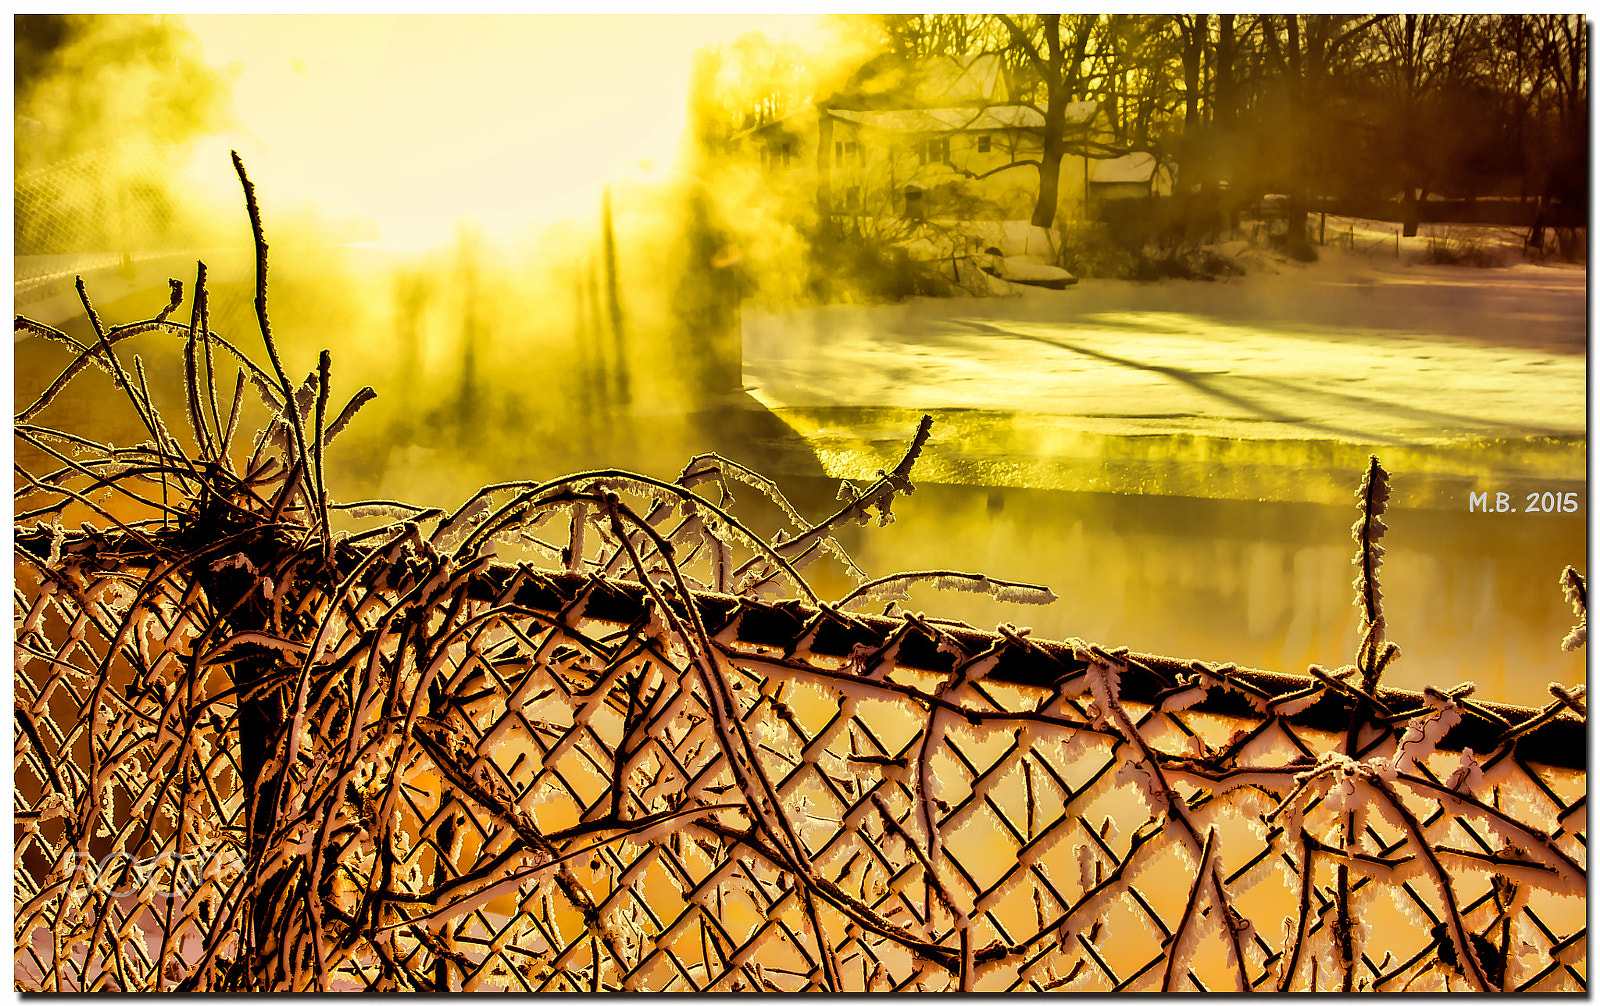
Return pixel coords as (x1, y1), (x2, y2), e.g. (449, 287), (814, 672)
(1175, 14), (1209, 131)
(1375, 15), (1490, 236)
(1494, 15), (1587, 253)
(1091, 14), (1180, 151)
(880, 14), (1006, 61)
(1259, 14), (1387, 258)
(993, 14), (1101, 229)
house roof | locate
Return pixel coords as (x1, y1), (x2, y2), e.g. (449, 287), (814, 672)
(826, 101), (1095, 134)
(913, 53), (1008, 106)
(1089, 151), (1156, 184)
(732, 106), (816, 141)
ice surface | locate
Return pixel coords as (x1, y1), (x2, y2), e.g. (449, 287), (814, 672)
(745, 259), (1585, 450)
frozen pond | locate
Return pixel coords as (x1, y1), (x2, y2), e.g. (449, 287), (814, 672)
(744, 255), (1585, 457)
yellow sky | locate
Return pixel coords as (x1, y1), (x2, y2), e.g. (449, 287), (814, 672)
(184, 14), (826, 247)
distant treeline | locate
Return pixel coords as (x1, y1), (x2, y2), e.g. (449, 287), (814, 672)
(714, 15), (1586, 251)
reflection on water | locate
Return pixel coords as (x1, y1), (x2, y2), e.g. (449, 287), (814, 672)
(789, 477), (1584, 709)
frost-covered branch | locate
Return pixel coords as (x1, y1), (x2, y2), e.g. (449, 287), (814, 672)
(835, 569), (1056, 611)
(1559, 565), (1585, 651)
(1352, 454), (1392, 691)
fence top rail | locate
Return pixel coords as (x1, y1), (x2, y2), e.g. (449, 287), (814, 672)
(472, 564), (1584, 770)
(15, 520), (1585, 769)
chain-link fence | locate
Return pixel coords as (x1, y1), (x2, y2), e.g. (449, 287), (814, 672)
(12, 538), (1588, 992)
(15, 140), (198, 311)
(15, 140), (194, 255)
(14, 159), (1588, 992)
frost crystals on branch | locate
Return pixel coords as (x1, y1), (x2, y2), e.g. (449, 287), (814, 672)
(1559, 565), (1585, 651)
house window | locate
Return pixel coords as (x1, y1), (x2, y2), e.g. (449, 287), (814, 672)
(845, 141), (859, 160)
(977, 134), (991, 154)
(842, 185), (860, 211)
(835, 140), (843, 164)
(918, 137), (949, 166)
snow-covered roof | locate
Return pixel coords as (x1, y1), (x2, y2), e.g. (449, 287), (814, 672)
(827, 102), (1094, 134)
(1089, 151), (1156, 184)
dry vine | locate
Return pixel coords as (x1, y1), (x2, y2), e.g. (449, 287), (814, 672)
(14, 155), (1587, 992)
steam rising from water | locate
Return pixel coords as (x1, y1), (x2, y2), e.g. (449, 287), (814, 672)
(16, 15), (231, 172)
(15, 15), (897, 485)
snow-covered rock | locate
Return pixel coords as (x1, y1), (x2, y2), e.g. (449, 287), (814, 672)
(994, 257), (1077, 289)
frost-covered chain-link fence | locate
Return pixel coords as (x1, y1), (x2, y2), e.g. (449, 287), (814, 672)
(12, 538), (1590, 992)
(14, 156), (1589, 992)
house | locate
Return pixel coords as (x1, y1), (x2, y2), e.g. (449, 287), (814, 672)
(734, 54), (1114, 229)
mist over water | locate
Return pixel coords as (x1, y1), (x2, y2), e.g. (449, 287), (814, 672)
(789, 479), (1584, 709)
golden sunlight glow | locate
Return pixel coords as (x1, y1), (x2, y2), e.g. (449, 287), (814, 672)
(185, 14), (827, 248)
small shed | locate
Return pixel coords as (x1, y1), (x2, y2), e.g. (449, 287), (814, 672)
(1088, 152), (1173, 201)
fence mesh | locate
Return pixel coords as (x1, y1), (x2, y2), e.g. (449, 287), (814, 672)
(14, 140), (200, 312)
(12, 545), (1589, 992)
(14, 157), (1588, 993)
(16, 140), (200, 253)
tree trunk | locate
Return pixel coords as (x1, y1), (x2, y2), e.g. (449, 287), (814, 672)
(1284, 192), (1314, 260)
(1281, 17), (1316, 261)
(1401, 93), (1419, 239)
(188, 526), (293, 985)
(1178, 14), (1205, 237)
(1182, 16), (1206, 130)
(1214, 16), (1236, 130)
(1527, 195), (1547, 254)
(1399, 18), (1421, 239)
(1215, 14), (1238, 230)
(1031, 82), (1067, 229)
(815, 112), (834, 218)
(600, 186), (630, 408)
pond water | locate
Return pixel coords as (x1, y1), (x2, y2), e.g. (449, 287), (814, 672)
(780, 472), (1584, 710)
(737, 267), (1586, 710)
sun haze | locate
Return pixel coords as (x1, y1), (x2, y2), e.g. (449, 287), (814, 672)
(184, 14), (828, 248)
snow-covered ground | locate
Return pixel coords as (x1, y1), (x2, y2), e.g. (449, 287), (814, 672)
(744, 250), (1585, 503)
